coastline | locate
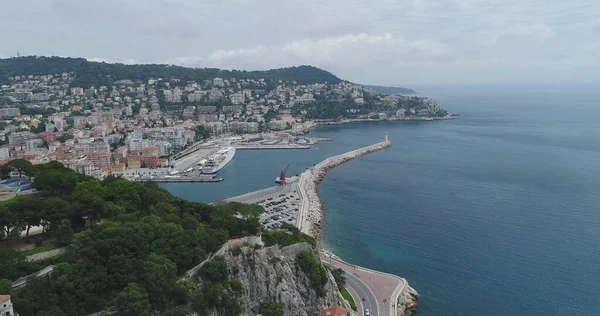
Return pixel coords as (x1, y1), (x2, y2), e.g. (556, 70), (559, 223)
(292, 137), (422, 316)
(296, 137), (392, 237)
(312, 114), (455, 126)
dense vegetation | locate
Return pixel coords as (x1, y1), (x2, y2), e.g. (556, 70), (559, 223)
(262, 222), (315, 247)
(190, 255), (243, 315)
(295, 251), (329, 297)
(0, 56), (341, 87)
(1, 159), (262, 315)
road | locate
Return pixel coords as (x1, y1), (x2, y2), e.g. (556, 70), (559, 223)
(322, 250), (405, 316)
(341, 265), (378, 316)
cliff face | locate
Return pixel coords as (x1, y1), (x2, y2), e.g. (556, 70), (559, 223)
(396, 283), (419, 316)
(217, 241), (351, 316)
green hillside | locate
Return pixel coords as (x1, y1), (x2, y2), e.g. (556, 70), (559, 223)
(0, 56), (341, 87)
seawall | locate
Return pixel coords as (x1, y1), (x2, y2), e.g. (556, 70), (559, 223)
(296, 137), (392, 237)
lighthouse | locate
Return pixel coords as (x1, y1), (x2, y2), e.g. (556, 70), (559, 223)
(385, 133), (389, 142)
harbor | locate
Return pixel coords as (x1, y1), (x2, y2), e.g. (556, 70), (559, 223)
(214, 135), (419, 316)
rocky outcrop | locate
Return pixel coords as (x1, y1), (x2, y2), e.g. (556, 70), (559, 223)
(396, 283), (419, 316)
(218, 241), (351, 316)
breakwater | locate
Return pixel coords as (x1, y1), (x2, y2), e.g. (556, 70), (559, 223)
(296, 136), (391, 237)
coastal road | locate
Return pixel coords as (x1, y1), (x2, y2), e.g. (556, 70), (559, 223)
(342, 266), (378, 316)
(321, 250), (405, 316)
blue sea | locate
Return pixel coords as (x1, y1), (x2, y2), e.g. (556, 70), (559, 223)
(162, 85), (600, 315)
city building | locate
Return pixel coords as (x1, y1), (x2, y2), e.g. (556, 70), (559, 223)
(222, 105), (243, 113)
(0, 295), (15, 316)
(26, 139), (44, 151)
(84, 152), (111, 168)
(229, 93), (245, 105)
(213, 77), (224, 87)
(0, 108), (20, 118)
(0, 148), (9, 160)
(188, 90), (207, 102)
(73, 116), (87, 128)
(8, 131), (37, 146)
(320, 306), (347, 316)
(197, 106), (217, 113)
(74, 142), (110, 154)
(70, 87), (84, 95)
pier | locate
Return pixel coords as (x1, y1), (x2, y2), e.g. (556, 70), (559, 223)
(235, 144), (310, 150)
(132, 174), (223, 183)
(296, 135), (392, 236)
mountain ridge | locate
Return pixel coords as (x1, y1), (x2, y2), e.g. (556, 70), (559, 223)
(0, 56), (341, 87)
(1, 56), (416, 94)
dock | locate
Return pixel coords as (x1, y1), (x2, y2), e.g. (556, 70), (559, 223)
(235, 144), (310, 150)
(133, 175), (223, 183)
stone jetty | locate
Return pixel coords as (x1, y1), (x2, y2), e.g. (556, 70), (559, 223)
(296, 135), (392, 237)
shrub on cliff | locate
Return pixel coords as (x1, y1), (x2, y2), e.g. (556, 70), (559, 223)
(295, 251), (328, 297)
(260, 300), (285, 316)
(263, 222), (315, 247)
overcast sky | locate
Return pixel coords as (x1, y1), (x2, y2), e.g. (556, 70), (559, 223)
(1, 0), (599, 85)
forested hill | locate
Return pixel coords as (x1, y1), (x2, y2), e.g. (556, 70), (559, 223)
(0, 56), (342, 87)
(360, 84), (416, 95)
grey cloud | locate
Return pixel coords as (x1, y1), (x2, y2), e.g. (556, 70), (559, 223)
(0, 0), (599, 84)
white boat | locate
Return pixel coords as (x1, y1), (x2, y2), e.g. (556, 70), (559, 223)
(201, 147), (236, 174)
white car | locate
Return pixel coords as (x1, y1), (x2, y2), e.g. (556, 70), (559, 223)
(365, 309), (370, 316)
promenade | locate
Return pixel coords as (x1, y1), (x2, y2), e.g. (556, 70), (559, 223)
(296, 136), (392, 236)
(321, 250), (418, 316)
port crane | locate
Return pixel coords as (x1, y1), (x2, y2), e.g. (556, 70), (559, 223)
(278, 164), (290, 186)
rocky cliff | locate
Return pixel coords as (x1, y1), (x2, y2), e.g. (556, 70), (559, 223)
(396, 283), (419, 316)
(209, 240), (351, 316)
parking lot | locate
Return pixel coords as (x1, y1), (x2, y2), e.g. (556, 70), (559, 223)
(256, 190), (300, 230)
(222, 179), (301, 230)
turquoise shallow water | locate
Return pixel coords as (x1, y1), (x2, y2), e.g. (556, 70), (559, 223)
(162, 85), (600, 315)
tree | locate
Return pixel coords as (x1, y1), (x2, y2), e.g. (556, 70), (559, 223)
(72, 180), (106, 224)
(33, 169), (79, 196)
(0, 249), (26, 280)
(194, 125), (211, 141)
(40, 197), (73, 232)
(12, 197), (42, 243)
(143, 253), (178, 310)
(6, 158), (33, 178)
(0, 278), (12, 293)
(260, 300), (285, 316)
(199, 256), (228, 282)
(263, 109), (277, 122)
(55, 219), (73, 247)
(0, 164), (12, 179)
(0, 205), (22, 245)
(115, 283), (152, 316)
(104, 179), (141, 212)
(332, 268), (346, 290)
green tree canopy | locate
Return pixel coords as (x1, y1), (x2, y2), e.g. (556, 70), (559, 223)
(115, 283), (152, 316)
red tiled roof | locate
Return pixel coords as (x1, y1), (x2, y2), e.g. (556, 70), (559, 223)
(320, 306), (347, 316)
(0, 294), (10, 303)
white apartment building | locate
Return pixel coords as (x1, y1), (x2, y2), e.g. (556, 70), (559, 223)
(229, 93), (245, 105)
(213, 78), (224, 87)
(0, 148), (10, 160)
